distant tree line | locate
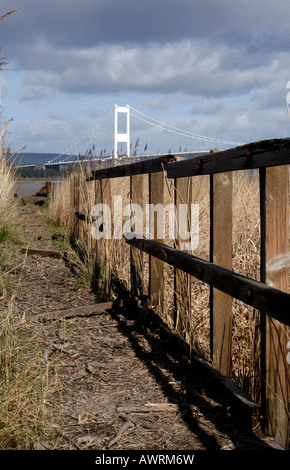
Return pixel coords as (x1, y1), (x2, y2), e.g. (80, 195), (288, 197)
(16, 167), (63, 179)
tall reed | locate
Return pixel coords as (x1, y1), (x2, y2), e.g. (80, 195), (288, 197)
(0, 120), (18, 232)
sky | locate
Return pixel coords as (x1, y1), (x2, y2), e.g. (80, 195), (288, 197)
(1, 0), (290, 158)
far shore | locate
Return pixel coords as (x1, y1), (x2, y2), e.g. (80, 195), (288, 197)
(14, 180), (60, 197)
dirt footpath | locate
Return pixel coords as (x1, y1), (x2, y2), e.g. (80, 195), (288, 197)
(11, 202), (282, 451)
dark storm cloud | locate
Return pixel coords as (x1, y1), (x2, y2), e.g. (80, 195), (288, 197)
(2, 0), (290, 50)
(2, 0), (234, 48)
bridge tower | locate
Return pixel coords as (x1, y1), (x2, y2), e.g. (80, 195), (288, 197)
(114, 105), (130, 159)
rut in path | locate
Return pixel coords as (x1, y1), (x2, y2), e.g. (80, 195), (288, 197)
(11, 203), (282, 450)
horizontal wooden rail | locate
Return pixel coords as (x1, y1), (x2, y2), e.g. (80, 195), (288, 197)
(125, 234), (290, 327)
(166, 138), (290, 178)
(86, 155), (176, 181)
(85, 139), (290, 182)
(75, 210), (96, 223)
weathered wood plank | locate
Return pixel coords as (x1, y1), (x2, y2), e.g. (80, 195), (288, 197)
(117, 404), (198, 414)
(73, 172), (80, 239)
(101, 178), (113, 299)
(30, 302), (113, 322)
(69, 173), (75, 234)
(87, 155), (176, 181)
(75, 211), (88, 222)
(210, 172), (233, 377)
(93, 179), (105, 266)
(21, 247), (66, 258)
(174, 176), (192, 335)
(78, 170), (88, 247)
(260, 165), (290, 449)
(167, 139), (290, 178)
(50, 181), (57, 203)
(149, 172), (164, 309)
(75, 211), (97, 223)
(130, 174), (144, 296)
(125, 235), (290, 327)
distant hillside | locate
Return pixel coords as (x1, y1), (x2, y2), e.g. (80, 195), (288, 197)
(11, 152), (77, 166)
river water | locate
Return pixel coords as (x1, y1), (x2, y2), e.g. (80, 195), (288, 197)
(14, 181), (53, 197)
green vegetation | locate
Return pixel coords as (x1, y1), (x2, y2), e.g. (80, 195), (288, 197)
(16, 166), (64, 180)
(0, 225), (10, 243)
(0, 305), (49, 449)
(0, 224), (21, 246)
(43, 214), (71, 252)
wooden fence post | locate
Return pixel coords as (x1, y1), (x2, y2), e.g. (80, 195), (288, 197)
(260, 165), (290, 449)
(101, 178), (112, 299)
(174, 176), (192, 337)
(149, 171), (164, 310)
(210, 171), (233, 377)
(51, 181), (56, 205)
(94, 179), (104, 266)
(72, 172), (80, 239)
(78, 169), (88, 248)
(130, 174), (144, 296)
(93, 178), (112, 299)
(69, 173), (75, 236)
(90, 179), (97, 256)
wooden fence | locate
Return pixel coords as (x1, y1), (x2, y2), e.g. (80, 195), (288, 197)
(51, 138), (290, 449)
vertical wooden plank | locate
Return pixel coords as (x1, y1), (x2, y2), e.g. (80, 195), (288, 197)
(82, 171), (90, 253)
(78, 171), (84, 244)
(260, 165), (289, 449)
(89, 179), (97, 256)
(86, 162), (95, 257)
(210, 171), (233, 377)
(149, 171), (164, 309)
(101, 178), (112, 300)
(78, 170), (87, 247)
(46, 181), (52, 195)
(73, 172), (80, 239)
(50, 181), (56, 205)
(260, 167), (267, 422)
(94, 178), (105, 267)
(174, 176), (192, 336)
(69, 174), (75, 235)
(92, 178), (112, 299)
(130, 174), (144, 296)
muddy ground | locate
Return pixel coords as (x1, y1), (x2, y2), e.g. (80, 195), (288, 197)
(2, 199), (283, 452)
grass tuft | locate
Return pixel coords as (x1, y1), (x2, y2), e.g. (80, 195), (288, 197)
(0, 300), (49, 449)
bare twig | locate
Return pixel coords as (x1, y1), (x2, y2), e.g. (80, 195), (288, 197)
(107, 421), (135, 449)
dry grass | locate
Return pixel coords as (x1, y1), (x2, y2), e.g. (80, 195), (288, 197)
(0, 298), (49, 449)
(49, 160), (289, 402)
(0, 121), (49, 449)
(48, 175), (71, 232)
(0, 121), (19, 232)
(0, 10), (18, 70)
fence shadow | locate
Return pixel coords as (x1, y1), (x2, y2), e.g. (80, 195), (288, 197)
(108, 299), (279, 451)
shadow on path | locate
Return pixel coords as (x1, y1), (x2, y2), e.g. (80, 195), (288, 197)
(108, 301), (279, 451)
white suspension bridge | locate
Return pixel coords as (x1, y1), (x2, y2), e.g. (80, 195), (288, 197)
(16, 105), (243, 169)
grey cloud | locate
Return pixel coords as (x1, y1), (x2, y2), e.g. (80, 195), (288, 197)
(2, 0), (290, 51)
(2, 0), (290, 102)
(2, 0), (290, 153)
(16, 38), (289, 101)
(191, 97), (228, 114)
